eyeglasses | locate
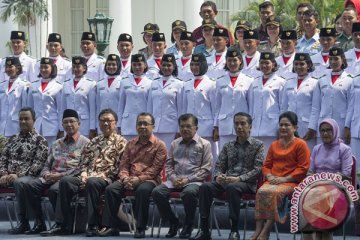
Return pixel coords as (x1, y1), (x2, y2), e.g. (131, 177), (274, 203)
(179, 124), (196, 129)
(100, 119), (115, 124)
(136, 121), (153, 127)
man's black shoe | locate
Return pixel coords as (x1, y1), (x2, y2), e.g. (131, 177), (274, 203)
(134, 228), (145, 238)
(97, 227), (119, 237)
(86, 225), (99, 237)
(179, 224), (193, 239)
(228, 231), (240, 240)
(165, 220), (180, 238)
(189, 229), (212, 240)
(40, 223), (70, 236)
(8, 221), (30, 234)
(25, 221), (47, 234)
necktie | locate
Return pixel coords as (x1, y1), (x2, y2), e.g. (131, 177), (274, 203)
(8, 81), (13, 91)
(297, 78), (303, 89)
(283, 56), (290, 65)
(163, 80), (167, 87)
(215, 54), (221, 63)
(262, 77), (268, 86)
(41, 81), (49, 92)
(245, 57), (252, 66)
(135, 77), (142, 85)
(355, 51), (360, 60)
(108, 77), (115, 88)
(154, 58), (161, 68)
(74, 80), (80, 89)
(194, 79), (202, 89)
(230, 76), (237, 87)
(331, 74), (339, 84)
(322, 54), (329, 63)
(181, 58), (190, 66)
(122, 60), (128, 67)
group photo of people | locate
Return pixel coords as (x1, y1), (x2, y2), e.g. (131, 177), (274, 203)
(0, 0), (359, 240)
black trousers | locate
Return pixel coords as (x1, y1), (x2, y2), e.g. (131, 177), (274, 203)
(198, 181), (254, 227)
(12, 176), (34, 221)
(84, 177), (108, 226)
(25, 178), (59, 221)
(152, 183), (199, 226)
(102, 180), (155, 230)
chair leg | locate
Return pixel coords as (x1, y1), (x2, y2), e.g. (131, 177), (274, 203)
(157, 217), (162, 238)
(41, 199), (52, 229)
(243, 202), (248, 240)
(274, 222), (280, 240)
(12, 198), (19, 224)
(122, 198), (134, 233)
(150, 203), (155, 237)
(72, 197), (79, 234)
(4, 199), (14, 229)
(212, 204), (221, 236)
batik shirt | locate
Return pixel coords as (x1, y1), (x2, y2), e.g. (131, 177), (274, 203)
(0, 129), (48, 177)
(79, 132), (127, 183)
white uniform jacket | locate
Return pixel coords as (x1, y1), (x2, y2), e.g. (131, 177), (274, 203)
(120, 58), (131, 78)
(183, 75), (217, 137)
(85, 53), (105, 81)
(280, 75), (318, 136)
(275, 53), (295, 78)
(311, 51), (329, 78)
(147, 76), (184, 133)
(310, 71), (352, 137)
(28, 77), (63, 136)
(0, 77), (29, 136)
(345, 48), (360, 68)
(1, 52), (36, 82)
(176, 57), (192, 82)
(346, 74), (360, 137)
(249, 73), (286, 137)
(117, 75), (152, 135)
(146, 56), (161, 80)
(62, 77), (96, 135)
(215, 72), (254, 136)
(207, 51), (227, 79)
(95, 74), (122, 128)
(241, 51), (262, 78)
(34, 56), (72, 83)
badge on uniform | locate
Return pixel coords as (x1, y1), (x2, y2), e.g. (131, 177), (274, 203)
(232, 51), (237, 56)
(56, 34), (60, 39)
(299, 55), (305, 60)
(75, 59), (80, 64)
(326, 29), (331, 34)
(88, 33), (93, 39)
(18, 32), (23, 37)
(194, 56), (199, 61)
(167, 56), (172, 61)
(265, 53), (270, 59)
(332, 49), (338, 55)
(249, 31), (254, 36)
(286, 31), (291, 37)
(176, 20), (181, 25)
(6, 60), (11, 65)
(45, 58), (50, 63)
(111, 55), (116, 60)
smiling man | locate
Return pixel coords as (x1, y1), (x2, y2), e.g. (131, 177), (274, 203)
(152, 114), (212, 239)
(191, 112), (264, 240)
(117, 33), (134, 77)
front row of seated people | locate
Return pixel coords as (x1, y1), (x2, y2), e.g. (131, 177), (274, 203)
(0, 107), (354, 240)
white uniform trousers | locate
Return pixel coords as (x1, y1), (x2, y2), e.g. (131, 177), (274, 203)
(123, 135), (137, 141)
(305, 138), (317, 153)
(44, 136), (57, 149)
(154, 133), (176, 151)
(219, 134), (237, 154)
(203, 137), (219, 175)
(257, 136), (276, 160)
(350, 137), (360, 186)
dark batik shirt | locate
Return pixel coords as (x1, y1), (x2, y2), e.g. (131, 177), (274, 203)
(214, 136), (264, 190)
(0, 129), (48, 177)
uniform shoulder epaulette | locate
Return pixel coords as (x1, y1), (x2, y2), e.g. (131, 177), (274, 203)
(154, 77), (161, 81)
(85, 78), (94, 81)
(36, 59), (41, 63)
(176, 77), (182, 81)
(64, 57), (71, 62)
(97, 55), (105, 60)
(32, 79), (40, 83)
(313, 74), (326, 80)
(278, 75), (285, 79)
(209, 77), (216, 81)
(255, 75), (262, 79)
(243, 74), (252, 78)
(55, 79), (62, 85)
(98, 78), (105, 82)
(216, 75), (225, 80)
(0, 79), (7, 84)
(64, 78), (71, 82)
(348, 73), (360, 78)
(28, 55), (36, 60)
(259, 40), (268, 45)
(122, 76), (129, 80)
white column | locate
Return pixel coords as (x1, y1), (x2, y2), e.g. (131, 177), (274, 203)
(0, 2), (17, 57)
(28, 0), (53, 58)
(108, 0), (132, 55)
(183, 0), (204, 32)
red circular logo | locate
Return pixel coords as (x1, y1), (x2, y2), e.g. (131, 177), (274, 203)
(301, 184), (349, 230)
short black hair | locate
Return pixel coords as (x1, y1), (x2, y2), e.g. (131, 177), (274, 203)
(201, 1), (218, 14)
(137, 112), (155, 125)
(303, 9), (320, 21)
(178, 113), (198, 127)
(99, 108), (118, 122)
(296, 3), (315, 13)
(259, 1), (274, 11)
(19, 107), (36, 121)
(234, 112), (252, 125)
